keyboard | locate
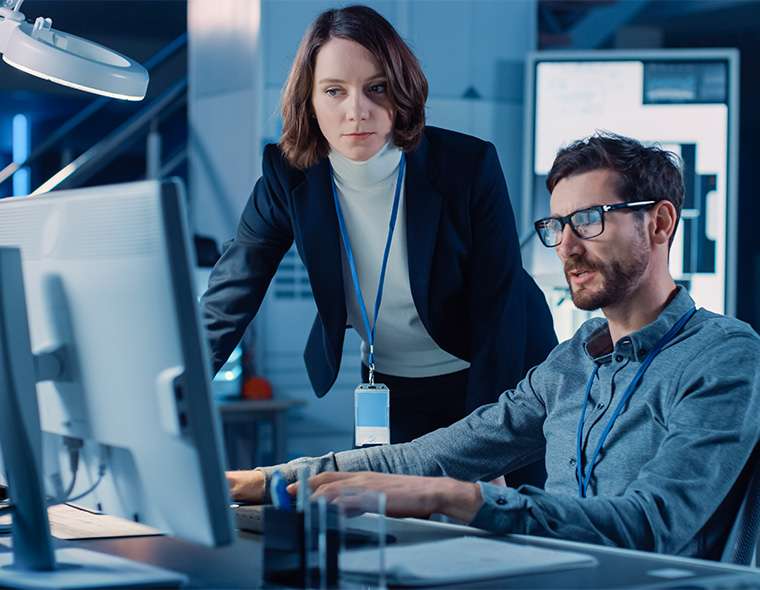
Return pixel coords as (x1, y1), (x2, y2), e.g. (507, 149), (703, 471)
(232, 504), (395, 548)
(232, 504), (266, 533)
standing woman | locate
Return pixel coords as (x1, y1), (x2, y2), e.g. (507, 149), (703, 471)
(202, 5), (557, 446)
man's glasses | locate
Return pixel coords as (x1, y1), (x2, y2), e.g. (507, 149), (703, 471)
(534, 200), (657, 248)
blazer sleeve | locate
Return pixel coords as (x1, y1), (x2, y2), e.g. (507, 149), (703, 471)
(201, 146), (294, 374)
(465, 143), (557, 410)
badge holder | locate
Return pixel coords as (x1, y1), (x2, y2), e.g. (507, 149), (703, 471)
(354, 365), (390, 447)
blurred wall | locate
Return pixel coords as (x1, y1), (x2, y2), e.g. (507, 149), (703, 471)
(188, 0), (263, 244)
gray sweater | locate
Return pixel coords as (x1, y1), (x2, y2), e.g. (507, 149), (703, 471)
(261, 287), (760, 560)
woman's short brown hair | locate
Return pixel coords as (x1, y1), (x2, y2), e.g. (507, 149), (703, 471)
(279, 5), (428, 170)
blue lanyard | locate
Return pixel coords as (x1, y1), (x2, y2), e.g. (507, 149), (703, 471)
(576, 307), (697, 498)
(330, 154), (406, 385)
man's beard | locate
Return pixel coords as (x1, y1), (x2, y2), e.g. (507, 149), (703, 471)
(565, 237), (650, 311)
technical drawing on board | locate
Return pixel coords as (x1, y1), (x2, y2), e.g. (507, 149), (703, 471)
(523, 51), (738, 340)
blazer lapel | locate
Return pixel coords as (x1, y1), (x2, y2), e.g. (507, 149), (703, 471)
(404, 136), (443, 331)
(291, 160), (346, 354)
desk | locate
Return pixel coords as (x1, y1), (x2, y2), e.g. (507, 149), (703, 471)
(218, 399), (305, 468)
(33, 516), (760, 589)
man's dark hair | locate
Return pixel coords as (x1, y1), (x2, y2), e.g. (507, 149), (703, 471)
(546, 132), (685, 244)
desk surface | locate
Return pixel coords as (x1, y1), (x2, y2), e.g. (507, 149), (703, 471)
(25, 516), (756, 589)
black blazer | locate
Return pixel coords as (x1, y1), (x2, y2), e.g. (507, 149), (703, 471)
(202, 126), (557, 411)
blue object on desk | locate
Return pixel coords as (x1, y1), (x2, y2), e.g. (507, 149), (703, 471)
(271, 471), (292, 511)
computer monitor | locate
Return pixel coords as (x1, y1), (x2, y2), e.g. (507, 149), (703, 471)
(522, 50), (739, 340)
(0, 179), (234, 588)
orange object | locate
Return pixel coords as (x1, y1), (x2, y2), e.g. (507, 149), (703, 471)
(242, 376), (273, 400)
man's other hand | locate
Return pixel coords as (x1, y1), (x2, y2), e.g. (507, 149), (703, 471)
(289, 472), (483, 523)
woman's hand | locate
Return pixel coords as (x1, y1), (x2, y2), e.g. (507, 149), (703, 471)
(288, 471), (483, 522)
(226, 469), (267, 503)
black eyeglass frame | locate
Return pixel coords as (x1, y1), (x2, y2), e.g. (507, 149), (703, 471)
(534, 200), (658, 247)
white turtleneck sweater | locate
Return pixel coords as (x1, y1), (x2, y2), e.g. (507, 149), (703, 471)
(329, 143), (470, 378)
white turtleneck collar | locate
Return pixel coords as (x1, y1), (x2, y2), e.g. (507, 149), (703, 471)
(328, 142), (402, 191)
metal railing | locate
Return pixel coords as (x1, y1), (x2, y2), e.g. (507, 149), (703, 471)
(32, 78), (187, 194)
(0, 33), (187, 191)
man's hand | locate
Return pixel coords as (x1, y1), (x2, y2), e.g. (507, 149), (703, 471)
(289, 472), (484, 523)
(226, 469), (267, 503)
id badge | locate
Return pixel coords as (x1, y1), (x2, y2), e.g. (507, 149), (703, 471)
(354, 383), (390, 446)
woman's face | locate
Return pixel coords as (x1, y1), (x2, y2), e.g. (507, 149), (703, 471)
(311, 37), (394, 161)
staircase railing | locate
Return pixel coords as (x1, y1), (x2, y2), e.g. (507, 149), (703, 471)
(32, 78), (187, 194)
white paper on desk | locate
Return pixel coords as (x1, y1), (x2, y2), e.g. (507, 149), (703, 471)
(339, 536), (597, 586)
(1, 504), (162, 540)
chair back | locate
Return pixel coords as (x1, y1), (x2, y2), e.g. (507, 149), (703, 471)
(721, 444), (760, 565)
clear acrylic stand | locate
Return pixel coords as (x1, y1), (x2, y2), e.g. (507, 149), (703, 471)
(337, 488), (387, 589)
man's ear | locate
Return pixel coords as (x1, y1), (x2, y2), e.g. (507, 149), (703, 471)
(651, 200), (678, 246)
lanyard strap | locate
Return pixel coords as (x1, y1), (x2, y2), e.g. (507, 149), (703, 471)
(576, 307), (697, 498)
(330, 154), (406, 385)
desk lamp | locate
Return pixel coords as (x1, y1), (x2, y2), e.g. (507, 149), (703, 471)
(0, 0), (148, 100)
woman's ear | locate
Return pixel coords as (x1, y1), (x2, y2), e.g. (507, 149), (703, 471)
(651, 200), (678, 246)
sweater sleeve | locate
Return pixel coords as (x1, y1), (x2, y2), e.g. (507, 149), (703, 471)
(256, 361), (549, 492)
(469, 335), (760, 558)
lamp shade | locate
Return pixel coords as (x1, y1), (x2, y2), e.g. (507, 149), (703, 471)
(0, 6), (148, 100)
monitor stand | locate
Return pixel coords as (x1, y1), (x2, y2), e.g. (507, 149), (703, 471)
(0, 549), (186, 590)
(0, 247), (186, 589)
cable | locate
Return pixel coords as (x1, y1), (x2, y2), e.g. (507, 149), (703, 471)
(61, 461), (107, 505)
(1, 440), (106, 525)
(61, 436), (82, 500)
(0, 439), (103, 536)
(0, 460), (105, 529)
(44, 437), (83, 505)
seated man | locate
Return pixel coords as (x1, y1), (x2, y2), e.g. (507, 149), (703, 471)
(227, 133), (760, 560)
